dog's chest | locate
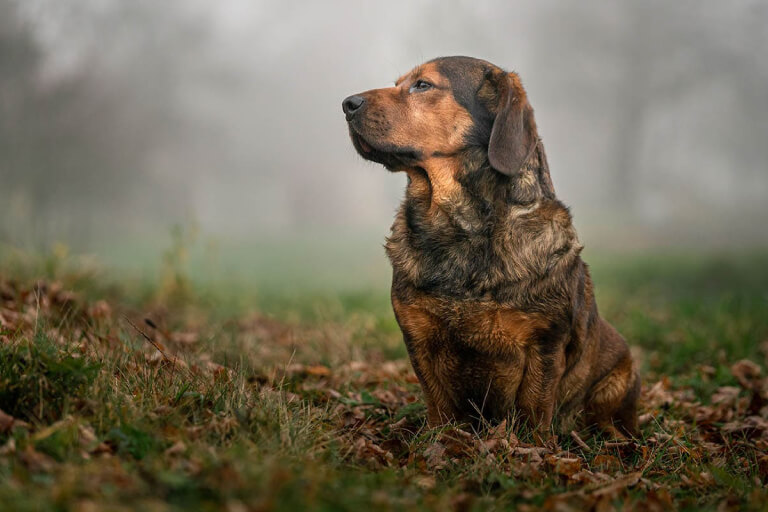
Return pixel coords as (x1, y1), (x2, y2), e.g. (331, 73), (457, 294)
(392, 296), (548, 357)
(392, 294), (551, 418)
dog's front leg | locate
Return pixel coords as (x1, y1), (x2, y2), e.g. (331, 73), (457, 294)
(421, 379), (457, 427)
(402, 345), (458, 427)
(516, 344), (566, 440)
(393, 297), (460, 426)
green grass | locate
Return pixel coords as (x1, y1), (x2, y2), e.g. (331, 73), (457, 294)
(589, 251), (768, 382)
(0, 243), (767, 510)
(0, 331), (100, 424)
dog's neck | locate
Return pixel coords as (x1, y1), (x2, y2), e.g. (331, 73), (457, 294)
(401, 142), (556, 227)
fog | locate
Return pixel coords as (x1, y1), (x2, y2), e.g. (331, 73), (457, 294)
(2, 0), (767, 252)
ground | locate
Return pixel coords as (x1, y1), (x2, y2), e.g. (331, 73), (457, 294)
(0, 244), (767, 511)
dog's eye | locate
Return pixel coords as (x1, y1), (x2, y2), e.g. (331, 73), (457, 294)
(410, 80), (433, 93)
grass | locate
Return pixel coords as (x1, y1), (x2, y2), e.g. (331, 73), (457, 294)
(0, 242), (767, 510)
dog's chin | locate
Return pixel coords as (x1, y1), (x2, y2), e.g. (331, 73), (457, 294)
(348, 129), (421, 171)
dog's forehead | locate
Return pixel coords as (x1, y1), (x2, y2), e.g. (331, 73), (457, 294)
(396, 62), (440, 85)
(431, 56), (500, 111)
(397, 57), (499, 85)
(430, 56), (497, 83)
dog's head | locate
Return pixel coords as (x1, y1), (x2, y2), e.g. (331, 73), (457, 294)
(342, 56), (539, 176)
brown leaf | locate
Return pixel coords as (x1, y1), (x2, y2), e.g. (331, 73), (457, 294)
(514, 446), (548, 467)
(388, 417), (407, 430)
(424, 442), (447, 470)
(545, 455), (582, 477)
(0, 408), (16, 433)
(721, 415), (768, 437)
(569, 470), (601, 486)
(591, 454), (621, 472)
(731, 359), (762, 389)
(717, 495), (742, 512)
(758, 455), (768, 477)
(488, 419), (508, 439)
(638, 413), (655, 426)
(478, 437), (510, 455)
(0, 311), (10, 329)
(639, 488), (674, 511)
(711, 386), (741, 405)
(438, 427), (475, 458)
(78, 424), (98, 450)
(91, 442), (113, 456)
(164, 440), (187, 457)
(18, 446), (55, 473)
(590, 472), (642, 498)
(170, 331), (199, 344)
(413, 475), (436, 489)
(371, 389), (399, 408)
(644, 378), (674, 409)
(306, 365), (331, 377)
(88, 300), (112, 320)
(353, 437), (392, 467)
(0, 438), (16, 456)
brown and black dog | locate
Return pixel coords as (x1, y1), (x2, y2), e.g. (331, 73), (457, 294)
(342, 56), (639, 438)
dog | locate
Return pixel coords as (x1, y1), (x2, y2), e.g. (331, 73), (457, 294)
(342, 56), (639, 438)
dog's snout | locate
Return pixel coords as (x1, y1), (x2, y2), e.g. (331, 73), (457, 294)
(342, 95), (365, 119)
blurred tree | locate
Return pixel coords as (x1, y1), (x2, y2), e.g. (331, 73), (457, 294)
(530, 0), (768, 223)
(609, 1), (768, 217)
(0, 1), (211, 247)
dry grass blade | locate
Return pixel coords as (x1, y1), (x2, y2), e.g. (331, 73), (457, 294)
(570, 430), (592, 453)
(124, 315), (170, 361)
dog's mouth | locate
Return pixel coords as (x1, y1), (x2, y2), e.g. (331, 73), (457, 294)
(349, 129), (421, 169)
(355, 133), (373, 154)
(350, 131), (382, 159)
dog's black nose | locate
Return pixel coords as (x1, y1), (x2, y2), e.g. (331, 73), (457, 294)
(342, 95), (365, 118)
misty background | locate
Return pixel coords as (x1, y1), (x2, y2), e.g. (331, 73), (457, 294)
(1, 0), (767, 285)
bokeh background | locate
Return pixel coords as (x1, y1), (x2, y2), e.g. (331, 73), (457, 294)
(1, 0), (767, 290)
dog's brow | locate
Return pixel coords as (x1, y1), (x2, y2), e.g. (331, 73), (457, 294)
(395, 65), (426, 87)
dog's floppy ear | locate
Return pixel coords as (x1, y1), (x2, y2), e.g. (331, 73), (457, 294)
(487, 72), (539, 176)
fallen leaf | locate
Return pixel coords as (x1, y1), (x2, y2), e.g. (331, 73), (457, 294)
(164, 440), (187, 456)
(414, 475), (436, 489)
(18, 446), (55, 473)
(306, 365), (331, 377)
(0, 408), (16, 433)
(545, 455), (582, 477)
(424, 442), (447, 470)
(592, 454), (621, 472)
(732, 360), (761, 389)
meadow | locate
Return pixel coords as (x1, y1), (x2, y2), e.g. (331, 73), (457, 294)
(1, 237), (767, 511)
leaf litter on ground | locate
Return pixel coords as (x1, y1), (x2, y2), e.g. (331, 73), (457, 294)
(0, 274), (767, 510)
